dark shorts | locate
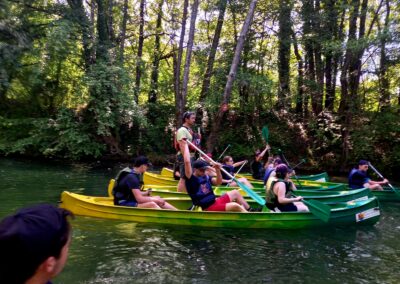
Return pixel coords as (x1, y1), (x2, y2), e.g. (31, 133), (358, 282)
(116, 200), (138, 207)
(177, 155), (195, 180)
(204, 194), (231, 212)
(277, 203), (298, 212)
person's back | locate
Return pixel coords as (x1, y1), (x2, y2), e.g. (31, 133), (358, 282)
(348, 168), (367, 189)
(0, 204), (73, 284)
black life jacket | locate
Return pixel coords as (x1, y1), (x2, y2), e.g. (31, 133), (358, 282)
(266, 179), (293, 209)
(112, 167), (143, 205)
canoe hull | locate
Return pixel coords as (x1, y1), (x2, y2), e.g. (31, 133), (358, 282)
(60, 191), (380, 229)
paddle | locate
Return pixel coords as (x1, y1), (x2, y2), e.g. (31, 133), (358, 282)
(278, 149), (331, 222)
(216, 144), (231, 161)
(368, 162), (400, 197)
(186, 140), (266, 206)
(262, 125), (269, 144)
(225, 160), (248, 187)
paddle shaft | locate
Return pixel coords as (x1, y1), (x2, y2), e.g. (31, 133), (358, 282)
(368, 162), (395, 190)
(216, 144), (231, 161)
(279, 150), (302, 186)
(226, 160), (247, 187)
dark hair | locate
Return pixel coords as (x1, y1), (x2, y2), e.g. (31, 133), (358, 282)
(222, 156), (233, 164)
(358, 159), (369, 166)
(182, 111), (195, 123)
(0, 205), (73, 283)
(133, 156), (151, 167)
(275, 164), (289, 179)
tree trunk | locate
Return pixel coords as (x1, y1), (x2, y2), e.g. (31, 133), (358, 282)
(174, 0), (189, 126)
(148, 0), (164, 103)
(206, 0), (258, 152)
(292, 30), (304, 115)
(67, 0), (93, 68)
(119, 0), (129, 64)
(378, 0), (390, 111)
(198, 0), (227, 105)
(108, 0), (115, 42)
(134, 0), (146, 103)
(181, 0), (200, 106)
(277, 0), (292, 109)
(313, 0), (324, 115)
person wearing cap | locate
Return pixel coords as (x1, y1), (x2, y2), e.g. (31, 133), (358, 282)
(179, 139), (256, 212)
(251, 144), (271, 179)
(113, 156), (177, 210)
(265, 164), (308, 212)
(221, 156), (253, 188)
(175, 111), (201, 192)
(0, 204), (73, 284)
(348, 160), (388, 190)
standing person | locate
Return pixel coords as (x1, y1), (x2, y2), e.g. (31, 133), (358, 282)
(113, 156), (177, 210)
(348, 160), (388, 190)
(221, 156), (253, 188)
(175, 111), (201, 192)
(251, 145), (270, 179)
(266, 164), (308, 212)
(179, 139), (258, 212)
(0, 204), (73, 284)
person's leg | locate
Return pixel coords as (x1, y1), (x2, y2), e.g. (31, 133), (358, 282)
(177, 178), (187, 192)
(293, 202), (309, 212)
(137, 202), (161, 209)
(238, 177), (254, 189)
(225, 202), (247, 212)
(226, 190), (250, 209)
(161, 202), (178, 210)
(368, 184), (383, 191)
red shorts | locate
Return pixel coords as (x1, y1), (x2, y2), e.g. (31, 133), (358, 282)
(204, 194), (231, 212)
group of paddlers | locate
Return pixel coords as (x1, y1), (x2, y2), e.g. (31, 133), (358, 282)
(112, 111), (389, 213)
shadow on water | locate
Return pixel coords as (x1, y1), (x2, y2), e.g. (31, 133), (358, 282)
(2, 158), (400, 283)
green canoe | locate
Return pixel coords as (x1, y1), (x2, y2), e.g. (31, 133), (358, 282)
(60, 191), (380, 229)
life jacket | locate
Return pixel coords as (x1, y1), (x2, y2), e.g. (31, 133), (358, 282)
(112, 167), (143, 205)
(265, 179), (293, 210)
(263, 167), (275, 185)
(186, 175), (216, 209)
(174, 126), (201, 152)
(348, 168), (368, 189)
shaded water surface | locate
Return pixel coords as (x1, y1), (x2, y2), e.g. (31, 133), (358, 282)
(1, 158), (399, 283)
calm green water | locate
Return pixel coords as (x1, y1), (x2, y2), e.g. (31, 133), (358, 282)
(1, 158), (400, 283)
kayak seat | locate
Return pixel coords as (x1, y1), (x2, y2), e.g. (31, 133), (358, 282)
(108, 179), (115, 197)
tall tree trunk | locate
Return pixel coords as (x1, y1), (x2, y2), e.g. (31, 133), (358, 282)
(96, 0), (111, 60)
(108, 0), (115, 42)
(181, 0), (200, 106)
(134, 0), (146, 103)
(119, 0), (129, 64)
(313, 0), (324, 115)
(206, 0), (258, 152)
(277, 0), (292, 109)
(292, 30), (304, 115)
(198, 0), (227, 105)
(378, 0), (390, 111)
(67, 0), (93, 68)
(148, 0), (164, 103)
(174, 0), (189, 126)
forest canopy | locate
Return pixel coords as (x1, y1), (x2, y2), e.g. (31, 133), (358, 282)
(0, 0), (399, 176)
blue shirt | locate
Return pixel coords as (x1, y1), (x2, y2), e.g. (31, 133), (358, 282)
(348, 168), (370, 189)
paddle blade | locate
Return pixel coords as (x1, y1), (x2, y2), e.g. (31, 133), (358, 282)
(235, 179), (266, 206)
(262, 125), (269, 144)
(303, 199), (331, 223)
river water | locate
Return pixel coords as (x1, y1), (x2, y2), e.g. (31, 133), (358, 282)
(1, 158), (399, 283)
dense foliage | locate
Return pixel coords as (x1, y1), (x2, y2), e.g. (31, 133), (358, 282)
(0, 0), (399, 177)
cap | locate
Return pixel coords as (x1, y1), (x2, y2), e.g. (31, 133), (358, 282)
(134, 156), (152, 167)
(193, 160), (209, 170)
(275, 164), (289, 178)
(273, 158), (283, 165)
(0, 204), (72, 282)
(358, 160), (369, 166)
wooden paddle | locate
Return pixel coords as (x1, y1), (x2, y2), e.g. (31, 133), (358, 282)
(186, 140), (266, 206)
(368, 162), (400, 197)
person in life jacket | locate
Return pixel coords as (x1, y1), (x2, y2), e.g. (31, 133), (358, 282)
(179, 139), (260, 212)
(221, 156), (253, 188)
(266, 164), (308, 212)
(175, 111), (201, 192)
(113, 156), (177, 210)
(348, 160), (387, 190)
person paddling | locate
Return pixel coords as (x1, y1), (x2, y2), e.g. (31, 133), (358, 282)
(251, 145), (270, 179)
(179, 139), (259, 212)
(348, 160), (388, 191)
(113, 156), (177, 210)
(266, 164), (308, 212)
(221, 156), (253, 188)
